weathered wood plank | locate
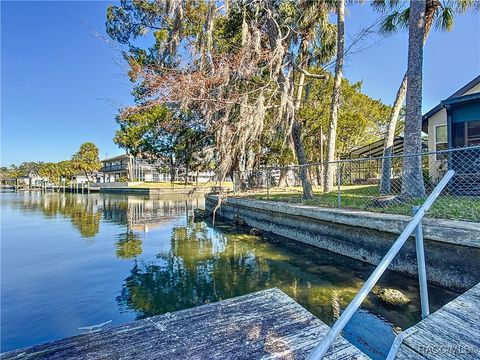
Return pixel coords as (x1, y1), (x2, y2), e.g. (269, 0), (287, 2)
(1, 288), (367, 360)
(395, 346), (427, 359)
(397, 283), (480, 360)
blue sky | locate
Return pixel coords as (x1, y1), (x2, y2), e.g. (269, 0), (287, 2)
(1, 1), (479, 166)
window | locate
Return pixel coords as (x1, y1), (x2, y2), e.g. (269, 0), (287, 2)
(466, 121), (480, 146)
(435, 125), (447, 159)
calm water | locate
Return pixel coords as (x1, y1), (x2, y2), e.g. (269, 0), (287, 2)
(0, 191), (458, 358)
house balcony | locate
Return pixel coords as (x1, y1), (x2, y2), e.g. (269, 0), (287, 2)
(100, 164), (128, 173)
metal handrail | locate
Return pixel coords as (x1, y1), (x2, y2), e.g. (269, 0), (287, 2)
(306, 169), (455, 360)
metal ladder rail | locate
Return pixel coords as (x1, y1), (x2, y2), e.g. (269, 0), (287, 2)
(306, 169), (455, 360)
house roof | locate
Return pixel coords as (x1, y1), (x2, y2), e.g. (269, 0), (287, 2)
(349, 136), (428, 158)
(422, 75), (480, 123)
(441, 92), (480, 106)
(349, 137), (405, 158)
(102, 154), (130, 162)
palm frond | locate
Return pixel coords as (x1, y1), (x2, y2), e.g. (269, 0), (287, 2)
(398, 7), (409, 28)
(379, 11), (402, 33)
(434, 6), (454, 31)
(445, 0), (478, 13)
(371, 0), (403, 13)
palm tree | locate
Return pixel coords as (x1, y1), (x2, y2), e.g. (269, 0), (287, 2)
(402, 0), (426, 197)
(324, 0), (345, 193)
(288, 0), (336, 199)
(375, 0), (480, 194)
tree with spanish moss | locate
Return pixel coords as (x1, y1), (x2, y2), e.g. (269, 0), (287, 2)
(106, 0), (338, 199)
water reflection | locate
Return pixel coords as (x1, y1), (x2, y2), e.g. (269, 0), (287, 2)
(115, 218), (458, 359)
(14, 192), (201, 240)
(15, 192), (102, 237)
(115, 232), (143, 259)
(3, 192), (458, 359)
(99, 194), (199, 235)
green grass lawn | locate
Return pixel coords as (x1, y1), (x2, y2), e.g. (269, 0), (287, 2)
(235, 185), (480, 222)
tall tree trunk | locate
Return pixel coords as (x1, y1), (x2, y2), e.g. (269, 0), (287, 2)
(292, 121), (313, 198)
(324, 0), (345, 193)
(380, 0), (439, 194)
(84, 170), (91, 183)
(292, 71), (314, 199)
(402, 0), (426, 198)
(185, 160), (189, 186)
(278, 167), (288, 187)
(170, 155), (175, 183)
(380, 73), (407, 194)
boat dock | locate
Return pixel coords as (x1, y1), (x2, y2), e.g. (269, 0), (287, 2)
(2, 284), (480, 359)
(396, 282), (480, 359)
(1, 288), (366, 360)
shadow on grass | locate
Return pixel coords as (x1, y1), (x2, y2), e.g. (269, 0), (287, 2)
(237, 185), (480, 222)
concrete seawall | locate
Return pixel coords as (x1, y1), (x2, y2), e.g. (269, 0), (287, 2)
(99, 186), (231, 195)
(206, 195), (480, 292)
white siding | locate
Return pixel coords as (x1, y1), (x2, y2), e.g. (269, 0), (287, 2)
(463, 82), (480, 96)
(427, 109), (447, 181)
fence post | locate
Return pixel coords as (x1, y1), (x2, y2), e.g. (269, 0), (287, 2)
(413, 205), (430, 319)
(266, 168), (270, 199)
(337, 162), (341, 208)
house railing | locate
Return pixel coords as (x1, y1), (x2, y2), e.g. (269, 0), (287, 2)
(306, 169), (455, 360)
(100, 164), (128, 172)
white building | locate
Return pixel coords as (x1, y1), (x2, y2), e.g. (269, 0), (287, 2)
(100, 154), (216, 184)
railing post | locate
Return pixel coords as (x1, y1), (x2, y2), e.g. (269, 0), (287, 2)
(337, 161), (341, 208)
(306, 170), (454, 360)
(413, 205), (430, 319)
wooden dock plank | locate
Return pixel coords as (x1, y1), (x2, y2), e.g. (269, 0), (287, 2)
(1, 288), (367, 360)
(395, 346), (427, 359)
(397, 283), (480, 360)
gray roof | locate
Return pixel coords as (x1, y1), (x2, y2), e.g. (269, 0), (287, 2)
(102, 154), (130, 162)
(349, 136), (428, 158)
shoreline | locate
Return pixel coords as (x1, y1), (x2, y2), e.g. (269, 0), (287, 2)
(206, 195), (480, 291)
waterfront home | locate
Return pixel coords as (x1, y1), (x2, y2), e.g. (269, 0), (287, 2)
(1, 175), (47, 188)
(100, 154), (133, 182)
(422, 75), (480, 184)
(71, 172), (104, 184)
(100, 154), (216, 184)
(99, 154), (167, 182)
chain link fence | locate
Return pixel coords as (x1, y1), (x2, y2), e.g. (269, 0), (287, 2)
(233, 146), (480, 222)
